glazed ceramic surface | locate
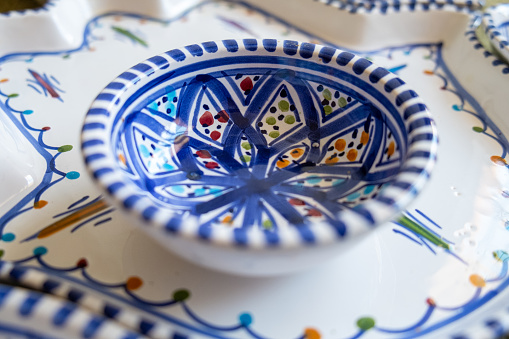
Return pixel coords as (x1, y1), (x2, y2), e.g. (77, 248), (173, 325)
(81, 39), (437, 275)
(483, 3), (509, 64)
(1, 0), (509, 338)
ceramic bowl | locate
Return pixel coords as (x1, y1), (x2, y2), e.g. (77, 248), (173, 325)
(81, 39), (437, 276)
(482, 4), (509, 64)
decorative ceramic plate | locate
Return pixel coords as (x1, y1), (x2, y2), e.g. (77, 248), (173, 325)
(1, 0), (509, 338)
(483, 3), (509, 64)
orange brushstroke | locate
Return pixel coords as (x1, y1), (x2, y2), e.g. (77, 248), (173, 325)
(37, 199), (109, 239)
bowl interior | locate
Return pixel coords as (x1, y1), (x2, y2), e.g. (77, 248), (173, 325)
(111, 52), (408, 232)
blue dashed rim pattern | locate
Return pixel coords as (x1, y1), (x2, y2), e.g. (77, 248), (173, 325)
(0, 265), (145, 339)
(482, 4), (509, 65)
(81, 39), (438, 249)
(466, 15), (509, 74)
(314, 0), (481, 14)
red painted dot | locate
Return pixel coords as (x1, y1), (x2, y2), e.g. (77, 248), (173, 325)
(210, 131), (221, 141)
(205, 162), (219, 169)
(307, 209), (322, 217)
(216, 110), (230, 123)
(240, 77), (253, 92)
(289, 198), (306, 206)
(42, 127), (51, 131)
(199, 111), (214, 127)
(196, 150), (211, 158)
(76, 258), (88, 268)
(426, 298), (436, 307)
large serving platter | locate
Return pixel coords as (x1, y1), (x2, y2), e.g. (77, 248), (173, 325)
(0, 0), (509, 338)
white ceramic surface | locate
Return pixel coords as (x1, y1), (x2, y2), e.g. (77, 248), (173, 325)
(0, 0), (508, 338)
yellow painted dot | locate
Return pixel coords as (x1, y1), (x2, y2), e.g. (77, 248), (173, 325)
(304, 328), (321, 339)
(126, 276), (143, 291)
(290, 148), (304, 159)
(335, 139), (346, 152)
(387, 141), (395, 156)
(0, 79), (8, 83)
(222, 215), (233, 224)
(277, 159), (290, 168)
(360, 131), (369, 145)
(491, 155), (507, 166)
(325, 156), (339, 165)
(424, 70), (434, 75)
(347, 149), (358, 162)
(469, 274), (486, 288)
(34, 200), (48, 209)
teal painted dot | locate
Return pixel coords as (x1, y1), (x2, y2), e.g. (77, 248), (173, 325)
(347, 192), (361, 201)
(357, 317), (375, 331)
(239, 313), (253, 326)
(306, 176), (322, 184)
(194, 188), (207, 196)
(1, 233), (15, 242)
(33, 246), (47, 256)
(333, 179), (345, 186)
(363, 185), (376, 194)
(171, 185), (185, 194)
(65, 171), (80, 180)
(22, 110), (34, 115)
(452, 104), (462, 111)
(162, 164), (174, 171)
(139, 144), (150, 157)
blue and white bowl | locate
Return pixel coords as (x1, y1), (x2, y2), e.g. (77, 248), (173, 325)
(483, 4), (509, 64)
(81, 39), (438, 276)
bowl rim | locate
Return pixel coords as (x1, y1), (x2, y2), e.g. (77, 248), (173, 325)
(482, 4), (509, 64)
(81, 38), (438, 250)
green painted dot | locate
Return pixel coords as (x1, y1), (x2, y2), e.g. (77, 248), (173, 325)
(58, 145), (73, 153)
(33, 246), (47, 256)
(241, 155), (251, 163)
(338, 97), (347, 107)
(265, 117), (277, 125)
(472, 127), (483, 133)
(324, 105), (333, 115)
(22, 110), (34, 115)
(268, 131), (280, 138)
(452, 104), (462, 111)
(357, 317), (375, 331)
(241, 142), (252, 150)
(65, 171), (80, 180)
(278, 100), (289, 112)
(1, 233), (15, 242)
(322, 88), (332, 101)
(7, 93), (18, 98)
(239, 313), (253, 326)
(262, 219), (273, 229)
(0, 249), (4, 259)
(173, 289), (190, 302)
(284, 115), (295, 124)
